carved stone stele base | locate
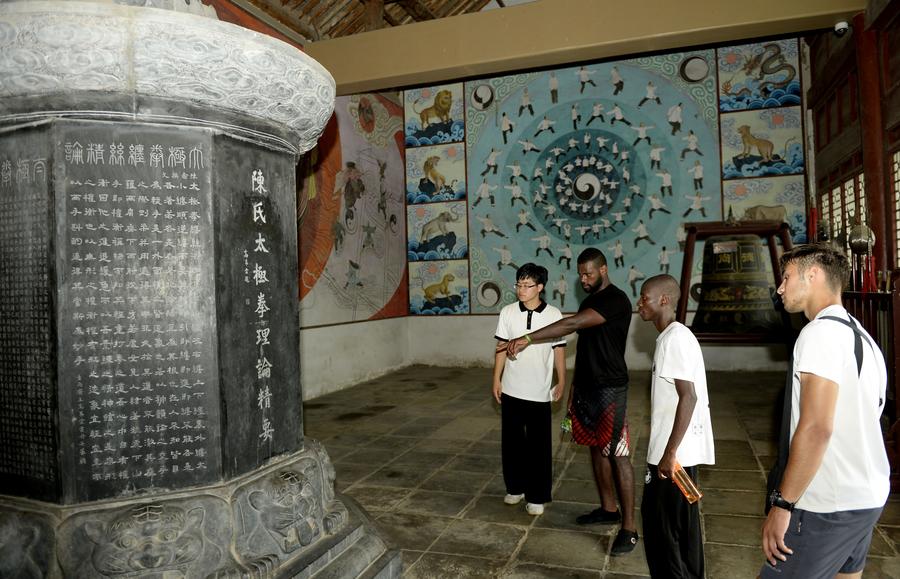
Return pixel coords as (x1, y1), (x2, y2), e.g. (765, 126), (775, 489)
(0, 439), (400, 578)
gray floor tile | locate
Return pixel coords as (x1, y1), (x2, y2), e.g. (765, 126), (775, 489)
(862, 555), (900, 577)
(701, 489), (767, 516)
(463, 496), (537, 526)
(397, 489), (475, 517)
(374, 512), (453, 551)
(333, 462), (382, 490)
(703, 514), (764, 547)
(880, 500), (900, 525)
(421, 469), (492, 494)
(483, 473), (509, 496)
(404, 552), (506, 578)
(554, 478), (602, 504)
(704, 543), (763, 579)
(701, 468), (766, 492)
(345, 485), (412, 512)
(392, 450), (455, 469)
(338, 447), (402, 466)
(517, 528), (609, 570)
(413, 438), (472, 454)
(362, 464), (436, 488)
(501, 562), (602, 578)
(430, 519), (526, 560)
(445, 453), (502, 474)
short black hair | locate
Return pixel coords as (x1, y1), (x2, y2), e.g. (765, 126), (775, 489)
(779, 242), (850, 293)
(516, 262), (548, 286)
(577, 247), (607, 268)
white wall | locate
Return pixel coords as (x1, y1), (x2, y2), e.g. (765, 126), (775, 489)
(406, 314), (789, 372)
(299, 317), (409, 400)
(300, 313), (789, 399)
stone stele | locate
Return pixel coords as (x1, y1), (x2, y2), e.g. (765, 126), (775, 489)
(0, 1), (400, 577)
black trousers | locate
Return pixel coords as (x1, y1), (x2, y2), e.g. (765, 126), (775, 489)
(642, 464), (704, 579)
(501, 393), (552, 504)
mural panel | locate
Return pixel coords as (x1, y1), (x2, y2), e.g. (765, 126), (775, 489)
(718, 39), (801, 112)
(405, 142), (467, 204)
(724, 175), (808, 243)
(409, 260), (470, 315)
(404, 83), (465, 146)
(720, 106), (804, 179)
(407, 201), (469, 261)
(298, 92), (407, 326)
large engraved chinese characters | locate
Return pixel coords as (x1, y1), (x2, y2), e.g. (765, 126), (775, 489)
(0, 1), (397, 577)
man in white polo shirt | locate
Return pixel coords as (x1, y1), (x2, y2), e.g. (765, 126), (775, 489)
(493, 263), (566, 516)
(761, 243), (889, 579)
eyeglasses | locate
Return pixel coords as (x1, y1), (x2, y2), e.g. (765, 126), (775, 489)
(514, 283), (537, 289)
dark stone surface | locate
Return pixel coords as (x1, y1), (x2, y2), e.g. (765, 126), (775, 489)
(0, 509), (55, 579)
(0, 123), (58, 503)
(212, 133), (301, 480)
(0, 445), (396, 579)
(54, 120), (223, 502)
(0, 118), (303, 504)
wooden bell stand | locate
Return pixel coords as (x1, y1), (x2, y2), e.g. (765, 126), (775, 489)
(676, 220), (794, 343)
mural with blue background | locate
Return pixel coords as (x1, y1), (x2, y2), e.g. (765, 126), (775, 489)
(718, 39), (801, 112)
(404, 84), (466, 146)
(465, 53), (722, 313)
(401, 37), (808, 315)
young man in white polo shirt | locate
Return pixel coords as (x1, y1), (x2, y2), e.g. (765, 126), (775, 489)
(761, 243), (889, 579)
(493, 263), (566, 516)
(637, 274), (714, 578)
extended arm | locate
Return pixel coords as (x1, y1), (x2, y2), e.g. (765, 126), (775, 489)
(499, 308), (606, 359)
(658, 379), (697, 479)
(552, 346), (566, 402)
(761, 372), (837, 565)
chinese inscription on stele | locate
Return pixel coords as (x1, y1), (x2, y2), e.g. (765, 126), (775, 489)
(58, 126), (221, 500)
(247, 169), (276, 447)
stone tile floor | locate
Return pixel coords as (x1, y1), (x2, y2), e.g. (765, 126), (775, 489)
(303, 365), (900, 578)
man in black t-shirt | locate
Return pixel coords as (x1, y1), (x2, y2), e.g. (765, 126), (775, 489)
(501, 248), (638, 556)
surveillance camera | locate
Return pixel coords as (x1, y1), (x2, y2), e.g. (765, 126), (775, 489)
(834, 21), (850, 36)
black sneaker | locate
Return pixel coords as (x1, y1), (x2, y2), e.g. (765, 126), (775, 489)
(575, 507), (621, 525)
(610, 529), (639, 556)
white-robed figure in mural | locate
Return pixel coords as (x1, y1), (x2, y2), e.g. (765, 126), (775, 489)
(683, 193), (710, 218)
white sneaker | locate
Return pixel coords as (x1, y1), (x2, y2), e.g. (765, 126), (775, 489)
(504, 493), (524, 505)
(526, 502), (544, 516)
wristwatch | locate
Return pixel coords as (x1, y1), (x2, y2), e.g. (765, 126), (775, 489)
(768, 489), (795, 512)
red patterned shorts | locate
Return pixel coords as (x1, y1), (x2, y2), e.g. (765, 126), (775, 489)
(570, 387), (630, 456)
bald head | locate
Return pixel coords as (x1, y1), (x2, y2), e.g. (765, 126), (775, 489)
(643, 275), (680, 305)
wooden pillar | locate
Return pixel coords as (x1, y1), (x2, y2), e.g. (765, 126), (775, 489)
(853, 12), (888, 269)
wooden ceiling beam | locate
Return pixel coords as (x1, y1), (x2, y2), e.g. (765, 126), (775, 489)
(319, 0), (355, 35)
(383, 9), (401, 26)
(333, 4), (368, 36)
(229, 0), (323, 41)
(397, 0), (438, 21)
(362, 0), (385, 31)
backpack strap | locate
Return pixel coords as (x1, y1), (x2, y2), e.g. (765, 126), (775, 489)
(820, 314), (881, 407)
(819, 315), (873, 376)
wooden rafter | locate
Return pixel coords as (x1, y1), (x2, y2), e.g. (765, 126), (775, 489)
(396, 0), (438, 22)
(362, 0), (384, 30)
(243, 0), (510, 42)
